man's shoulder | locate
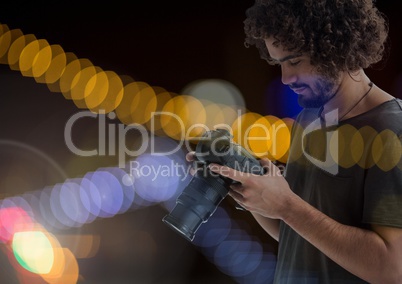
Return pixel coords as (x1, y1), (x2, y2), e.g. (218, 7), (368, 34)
(366, 98), (402, 131)
(394, 98), (402, 110)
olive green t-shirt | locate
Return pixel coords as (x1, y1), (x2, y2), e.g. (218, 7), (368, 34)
(274, 99), (402, 283)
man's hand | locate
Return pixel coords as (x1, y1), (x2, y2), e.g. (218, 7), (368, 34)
(208, 158), (294, 220)
(185, 151), (197, 176)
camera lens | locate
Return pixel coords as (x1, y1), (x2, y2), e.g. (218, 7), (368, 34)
(162, 128), (264, 241)
(162, 169), (231, 241)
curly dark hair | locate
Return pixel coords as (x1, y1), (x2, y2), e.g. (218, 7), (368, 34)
(244, 0), (389, 78)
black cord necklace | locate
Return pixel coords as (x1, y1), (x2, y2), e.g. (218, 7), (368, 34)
(320, 81), (374, 122)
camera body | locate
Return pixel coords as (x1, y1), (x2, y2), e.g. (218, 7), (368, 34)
(162, 128), (265, 241)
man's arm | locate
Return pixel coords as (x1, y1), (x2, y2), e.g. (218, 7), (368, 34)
(283, 193), (402, 284)
(251, 213), (280, 242)
(210, 159), (402, 284)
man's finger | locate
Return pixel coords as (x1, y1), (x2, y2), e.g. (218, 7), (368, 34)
(186, 151), (196, 162)
(260, 158), (282, 176)
(208, 163), (246, 183)
(259, 157), (274, 167)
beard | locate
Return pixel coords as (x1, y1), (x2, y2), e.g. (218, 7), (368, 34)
(295, 76), (339, 108)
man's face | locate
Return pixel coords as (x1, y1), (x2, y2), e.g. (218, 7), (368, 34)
(264, 37), (340, 108)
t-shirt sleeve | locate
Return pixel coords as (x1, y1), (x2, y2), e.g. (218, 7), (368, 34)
(363, 132), (402, 227)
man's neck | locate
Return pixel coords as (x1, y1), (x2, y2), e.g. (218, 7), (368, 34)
(321, 70), (373, 121)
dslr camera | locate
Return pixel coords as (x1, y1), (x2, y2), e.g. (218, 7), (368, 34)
(162, 128), (265, 241)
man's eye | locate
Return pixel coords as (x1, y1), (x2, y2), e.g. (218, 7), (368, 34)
(289, 60), (301, 66)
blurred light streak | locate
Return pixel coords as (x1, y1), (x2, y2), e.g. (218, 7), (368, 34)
(213, 235), (263, 277)
(59, 179), (91, 225)
(132, 154), (183, 203)
(0, 202), (82, 283)
(19, 39), (50, 77)
(12, 230), (54, 274)
(37, 44), (66, 85)
(106, 167), (136, 214)
(8, 32), (36, 70)
(56, 234), (100, 259)
(0, 25), (297, 163)
(232, 111), (263, 145)
(372, 129), (402, 172)
(0, 204), (34, 243)
(188, 206), (277, 283)
(181, 78), (246, 111)
(191, 207), (232, 248)
(115, 81), (155, 124)
(84, 170), (125, 218)
(49, 184), (78, 228)
(79, 176), (102, 219)
(86, 70), (125, 113)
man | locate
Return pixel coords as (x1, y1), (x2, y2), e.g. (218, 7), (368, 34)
(203, 0), (402, 283)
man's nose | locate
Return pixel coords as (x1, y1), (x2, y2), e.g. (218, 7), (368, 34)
(281, 65), (297, 85)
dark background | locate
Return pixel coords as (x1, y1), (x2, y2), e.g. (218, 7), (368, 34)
(0, 1), (401, 283)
